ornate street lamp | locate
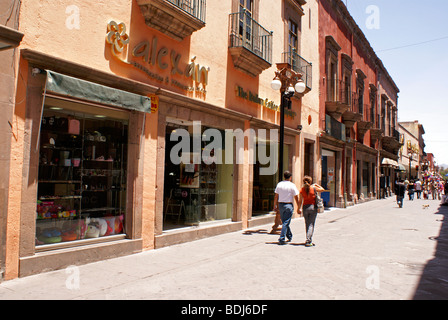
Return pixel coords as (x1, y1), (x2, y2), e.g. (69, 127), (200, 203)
(271, 63), (306, 180)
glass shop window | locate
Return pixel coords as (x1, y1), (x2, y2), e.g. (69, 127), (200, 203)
(36, 101), (128, 247)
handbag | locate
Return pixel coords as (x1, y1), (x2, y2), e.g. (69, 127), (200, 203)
(314, 187), (324, 210)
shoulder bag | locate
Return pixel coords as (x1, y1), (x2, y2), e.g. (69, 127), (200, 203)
(314, 187), (324, 211)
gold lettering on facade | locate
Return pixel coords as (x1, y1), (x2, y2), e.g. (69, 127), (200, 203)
(235, 85), (296, 119)
(171, 51), (183, 76)
(132, 40), (150, 62)
(157, 47), (169, 70)
(106, 21), (209, 95)
(184, 56), (210, 86)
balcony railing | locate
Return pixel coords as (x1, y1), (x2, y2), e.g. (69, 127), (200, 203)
(282, 51), (312, 90)
(167, 0), (206, 23)
(229, 11), (272, 64)
(326, 78), (351, 105)
(325, 114), (346, 142)
(392, 128), (400, 141)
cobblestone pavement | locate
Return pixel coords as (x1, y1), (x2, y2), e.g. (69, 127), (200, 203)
(0, 196), (447, 300)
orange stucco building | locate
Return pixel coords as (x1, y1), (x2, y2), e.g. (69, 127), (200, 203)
(0, 0), (402, 281)
(1, 0), (320, 279)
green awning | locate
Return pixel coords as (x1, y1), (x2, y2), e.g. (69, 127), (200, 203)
(45, 71), (151, 113)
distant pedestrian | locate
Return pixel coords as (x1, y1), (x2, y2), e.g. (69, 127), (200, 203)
(431, 181), (437, 200)
(423, 184), (429, 200)
(297, 176), (325, 247)
(438, 180), (444, 200)
(273, 171), (300, 245)
(379, 174), (386, 199)
(407, 180), (415, 201)
(415, 179), (422, 199)
(394, 179), (406, 208)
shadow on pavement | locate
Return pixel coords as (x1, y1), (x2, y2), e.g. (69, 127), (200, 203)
(242, 229), (270, 235)
(413, 203), (448, 299)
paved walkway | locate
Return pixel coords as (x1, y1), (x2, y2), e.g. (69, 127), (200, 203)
(1, 196), (447, 300)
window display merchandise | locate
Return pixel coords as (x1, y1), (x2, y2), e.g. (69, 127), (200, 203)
(36, 105), (128, 247)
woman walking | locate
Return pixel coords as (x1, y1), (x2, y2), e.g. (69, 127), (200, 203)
(297, 176), (325, 247)
(407, 180), (415, 201)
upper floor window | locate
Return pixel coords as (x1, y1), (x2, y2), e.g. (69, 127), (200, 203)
(288, 20), (298, 54)
(239, 0), (254, 42)
(240, 0), (253, 12)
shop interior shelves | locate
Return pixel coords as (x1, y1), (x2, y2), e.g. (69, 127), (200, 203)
(36, 109), (128, 246)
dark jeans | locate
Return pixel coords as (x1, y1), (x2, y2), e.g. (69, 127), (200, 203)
(397, 196), (404, 208)
(279, 203), (293, 242)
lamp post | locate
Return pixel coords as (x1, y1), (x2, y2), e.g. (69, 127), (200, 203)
(271, 63), (306, 181)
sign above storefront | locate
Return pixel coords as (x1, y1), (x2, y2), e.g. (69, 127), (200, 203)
(106, 21), (209, 96)
(235, 85), (296, 119)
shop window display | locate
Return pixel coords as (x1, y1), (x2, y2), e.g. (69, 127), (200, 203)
(252, 142), (287, 215)
(36, 105), (128, 247)
(163, 122), (233, 229)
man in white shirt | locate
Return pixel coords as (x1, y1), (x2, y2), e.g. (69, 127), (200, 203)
(273, 171), (300, 244)
(415, 179), (422, 199)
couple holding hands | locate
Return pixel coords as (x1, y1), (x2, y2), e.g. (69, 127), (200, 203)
(272, 171), (325, 246)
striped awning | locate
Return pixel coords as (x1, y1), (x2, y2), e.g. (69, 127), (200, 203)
(381, 158), (398, 167)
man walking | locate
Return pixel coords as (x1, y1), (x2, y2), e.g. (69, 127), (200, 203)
(415, 179), (422, 199)
(380, 174), (386, 199)
(394, 178), (406, 208)
(273, 171), (300, 245)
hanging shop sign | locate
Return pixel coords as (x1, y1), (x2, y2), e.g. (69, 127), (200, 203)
(148, 94), (159, 113)
(406, 140), (419, 154)
(235, 85), (296, 119)
(106, 21), (210, 95)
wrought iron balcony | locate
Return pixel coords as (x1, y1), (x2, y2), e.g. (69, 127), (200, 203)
(282, 51), (312, 90)
(370, 113), (383, 140)
(325, 78), (351, 118)
(229, 10), (272, 77)
(324, 114), (346, 142)
(167, 0), (206, 22)
(137, 0), (206, 41)
(382, 127), (402, 154)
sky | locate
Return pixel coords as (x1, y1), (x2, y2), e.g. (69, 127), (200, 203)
(345, 0), (448, 167)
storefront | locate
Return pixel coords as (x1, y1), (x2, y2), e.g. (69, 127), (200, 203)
(9, 52), (154, 277)
(36, 98), (129, 247)
(321, 148), (337, 207)
(252, 136), (291, 216)
(381, 156), (399, 196)
(355, 145), (378, 201)
(162, 119), (234, 228)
